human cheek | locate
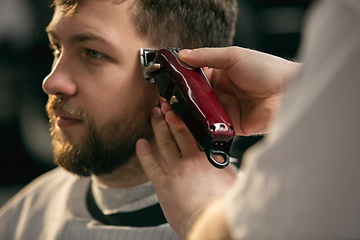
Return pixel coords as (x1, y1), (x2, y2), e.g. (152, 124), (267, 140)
(85, 83), (137, 124)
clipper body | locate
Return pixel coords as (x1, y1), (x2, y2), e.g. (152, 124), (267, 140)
(140, 48), (235, 168)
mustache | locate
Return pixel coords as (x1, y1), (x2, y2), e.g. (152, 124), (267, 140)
(46, 96), (90, 124)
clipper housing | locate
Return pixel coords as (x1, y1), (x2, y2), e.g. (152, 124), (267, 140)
(140, 48), (235, 169)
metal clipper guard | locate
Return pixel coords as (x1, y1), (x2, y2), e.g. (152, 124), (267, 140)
(140, 48), (235, 169)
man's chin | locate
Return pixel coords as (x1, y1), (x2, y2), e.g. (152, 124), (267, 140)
(53, 127), (86, 147)
(52, 139), (91, 176)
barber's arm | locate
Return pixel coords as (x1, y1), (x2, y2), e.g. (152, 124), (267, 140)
(136, 46), (301, 239)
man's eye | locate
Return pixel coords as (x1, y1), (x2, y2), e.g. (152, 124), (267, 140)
(86, 49), (105, 59)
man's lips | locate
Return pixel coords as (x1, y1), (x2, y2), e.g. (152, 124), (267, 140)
(53, 110), (83, 128)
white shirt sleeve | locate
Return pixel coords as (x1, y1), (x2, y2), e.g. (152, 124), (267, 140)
(226, 1), (360, 239)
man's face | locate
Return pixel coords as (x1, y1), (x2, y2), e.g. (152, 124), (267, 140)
(43, 0), (159, 176)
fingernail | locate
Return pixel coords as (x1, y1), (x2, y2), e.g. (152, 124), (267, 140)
(179, 49), (192, 57)
(152, 107), (162, 117)
(159, 97), (166, 105)
(136, 138), (149, 149)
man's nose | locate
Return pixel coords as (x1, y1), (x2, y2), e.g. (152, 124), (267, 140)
(42, 56), (77, 97)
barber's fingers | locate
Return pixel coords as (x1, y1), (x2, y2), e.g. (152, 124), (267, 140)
(151, 107), (182, 162)
(161, 101), (172, 114)
(161, 101), (186, 128)
(178, 47), (240, 70)
(151, 107), (201, 168)
(160, 102), (199, 155)
(136, 138), (166, 184)
(168, 123), (201, 158)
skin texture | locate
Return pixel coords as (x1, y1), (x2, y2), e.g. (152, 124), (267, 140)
(187, 197), (232, 240)
(43, 0), (161, 187)
(136, 47), (302, 238)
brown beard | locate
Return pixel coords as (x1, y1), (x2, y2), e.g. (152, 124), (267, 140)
(46, 95), (156, 177)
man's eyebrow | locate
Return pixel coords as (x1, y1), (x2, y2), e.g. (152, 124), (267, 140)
(46, 26), (59, 39)
(46, 27), (107, 45)
(70, 33), (106, 44)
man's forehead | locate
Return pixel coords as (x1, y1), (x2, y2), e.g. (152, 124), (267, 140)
(46, 9), (114, 48)
(52, 0), (127, 16)
(46, 0), (149, 53)
(47, 0), (133, 36)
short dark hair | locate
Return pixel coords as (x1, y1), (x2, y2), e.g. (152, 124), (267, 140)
(52, 0), (238, 48)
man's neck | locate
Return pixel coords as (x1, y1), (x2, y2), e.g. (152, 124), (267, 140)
(92, 155), (149, 188)
(92, 139), (161, 188)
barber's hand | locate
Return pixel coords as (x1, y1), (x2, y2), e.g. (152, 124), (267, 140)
(136, 107), (237, 239)
(164, 47), (301, 136)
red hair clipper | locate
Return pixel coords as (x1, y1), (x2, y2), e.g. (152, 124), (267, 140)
(140, 48), (235, 169)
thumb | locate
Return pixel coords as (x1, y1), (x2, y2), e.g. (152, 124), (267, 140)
(178, 47), (232, 69)
(178, 49), (207, 68)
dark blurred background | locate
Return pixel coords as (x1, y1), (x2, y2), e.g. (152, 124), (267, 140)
(0, 0), (313, 207)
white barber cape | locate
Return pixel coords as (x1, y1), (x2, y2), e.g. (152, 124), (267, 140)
(0, 168), (181, 240)
(226, 1), (360, 239)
